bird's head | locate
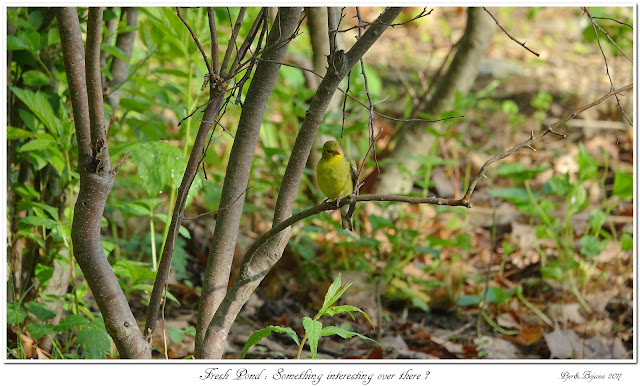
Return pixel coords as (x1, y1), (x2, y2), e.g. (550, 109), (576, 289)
(322, 140), (342, 159)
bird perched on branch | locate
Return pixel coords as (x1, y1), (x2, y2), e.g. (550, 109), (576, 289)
(316, 140), (359, 231)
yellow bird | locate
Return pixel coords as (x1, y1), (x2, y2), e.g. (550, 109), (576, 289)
(316, 140), (359, 231)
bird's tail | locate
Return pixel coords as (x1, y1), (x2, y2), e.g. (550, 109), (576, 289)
(340, 203), (354, 231)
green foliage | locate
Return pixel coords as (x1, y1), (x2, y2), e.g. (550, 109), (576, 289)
(242, 274), (378, 359)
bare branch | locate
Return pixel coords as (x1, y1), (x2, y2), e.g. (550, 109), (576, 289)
(106, 7), (138, 111)
(591, 16), (633, 29)
(333, 7), (432, 33)
(482, 7), (540, 57)
(176, 7), (213, 76)
(220, 7), (247, 75)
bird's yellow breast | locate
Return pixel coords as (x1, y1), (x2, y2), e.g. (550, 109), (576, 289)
(317, 154), (354, 199)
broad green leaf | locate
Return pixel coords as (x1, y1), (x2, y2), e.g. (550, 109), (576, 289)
(302, 317), (322, 359)
(7, 126), (34, 140)
(369, 215), (394, 232)
(101, 44), (130, 63)
(588, 209), (606, 231)
(612, 171), (632, 201)
(11, 88), (61, 139)
(580, 236), (604, 257)
(7, 35), (30, 50)
(17, 139), (56, 152)
(26, 322), (55, 340)
(577, 143), (598, 181)
(568, 185), (588, 214)
(621, 233), (632, 251)
(22, 70), (50, 87)
(24, 301), (57, 321)
(19, 216), (58, 229)
(54, 314), (89, 332)
(130, 141), (186, 197)
(543, 175), (572, 196)
(77, 316), (112, 359)
(241, 326), (300, 359)
(7, 302), (28, 325)
(497, 163), (550, 180)
(489, 187), (531, 205)
(17, 200), (59, 221)
(35, 263), (53, 286)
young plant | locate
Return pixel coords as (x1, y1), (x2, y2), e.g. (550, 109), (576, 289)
(241, 273), (379, 359)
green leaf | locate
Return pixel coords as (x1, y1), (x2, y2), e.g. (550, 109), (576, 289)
(612, 171), (632, 201)
(26, 322), (55, 340)
(167, 326), (186, 343)
(302, 316), (322, 359)
(489, 187), (531, 205)
(369, 215), (394, 232)
(101, 44), (130, 63)
(320, 305), (375, 329)
(497, 163), (550, 180)
(129, 141), (186, 197)
(54, 314), (89, 332)
(7, 302), (28, 325)
(35, 263), (53, 286)
(588, 209), (606, 231)
(11, 88), (61, 139)
(321, 273), (353, 311)
(241, 325), (300, 359)
(319, 326), (380, 347)
(568, 185), (588, 214)
(18, 139), (56, 152)
(7, 126), (34, 140)
(577, 143), (598, 181)
(580, 236), (604, 257)
(543, 175), (571, 196)
(17, 200), (59, 221)
(7, 35), (30, 50)
(22, 70), (50, 87)
(24, 301), (57, 321)
(621, 233), (633, 251)
(19, 216), (58, 229)
(130, 284), (179, 305)
(77, 316), (112, 359)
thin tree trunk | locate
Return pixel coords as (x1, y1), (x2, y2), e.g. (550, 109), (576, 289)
(57, 7), (151, 359)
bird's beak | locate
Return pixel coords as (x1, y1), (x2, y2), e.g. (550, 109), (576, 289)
(333, 150), (340, 156)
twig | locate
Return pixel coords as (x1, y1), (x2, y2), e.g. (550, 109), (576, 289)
(333, 7), (432, 33)
(583, 7), (632, 126)
(176, 7), (213, 76)
(482, 7), (540, 57)
(356, 7), (380, 171)
(591, 16), (633, 29)
(255, 57), (463, 125)
(183, 186), (251, 220)
(220, 7), (247, 75)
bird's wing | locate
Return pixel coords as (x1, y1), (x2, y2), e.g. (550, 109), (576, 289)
(349, 158), (359, 194)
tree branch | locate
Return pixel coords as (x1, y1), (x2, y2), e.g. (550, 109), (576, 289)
(482, 7), (539, 57)
(177, 7), (213, 76)
(56, 7), (92, 165)
(220, 7), (247, 76)
(86, 8), (107, 160)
